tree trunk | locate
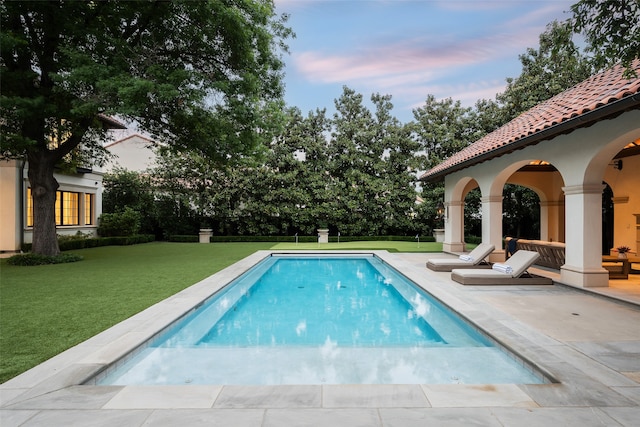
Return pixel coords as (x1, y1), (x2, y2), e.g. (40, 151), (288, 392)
(27, 151), (60, 256)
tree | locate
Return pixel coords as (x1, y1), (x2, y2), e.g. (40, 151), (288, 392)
(325, 87), (418, 235)
(496, 20), (593, 122)
(102, 168), (158, 236)
(502, 184), (540, 238)
(412, 95), (477, 170)
(412, 96), (481, 233)
(368, 93), (420, 234)
(0, 0), (291, 255)
(571, 0), (640, 77)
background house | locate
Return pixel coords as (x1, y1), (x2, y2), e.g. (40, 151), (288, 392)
(103, 133), (157, 173)
(0, 125), (152, 254)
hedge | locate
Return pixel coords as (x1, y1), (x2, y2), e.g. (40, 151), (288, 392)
(21, 234), (155, 252)
(169, 235), (436, 243)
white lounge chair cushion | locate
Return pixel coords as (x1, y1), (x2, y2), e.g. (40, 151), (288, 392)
(426, 243), (495, 271)
(505, 250), (540, 277)
(429, 258), (477, 267)
(452, 250), (540, 279)
(467, 243), (494, 262)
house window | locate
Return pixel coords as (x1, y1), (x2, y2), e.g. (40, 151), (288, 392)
(61, 191), (79, 225)
(27, 189), (81, 226)
(27, 188), (34, 227)
(84, 193), (94, 225)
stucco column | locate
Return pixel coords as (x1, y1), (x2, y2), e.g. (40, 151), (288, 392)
(540, 200), (564, 242)
(481, 195), (505, 262)
(560, 184), (609, 287)
(443, 201), (465, 253)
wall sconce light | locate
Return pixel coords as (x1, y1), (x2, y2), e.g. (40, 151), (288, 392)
(612, 159), (623, 170)
(436, 201), (444, 217)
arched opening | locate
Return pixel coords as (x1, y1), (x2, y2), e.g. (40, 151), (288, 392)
(500, 159), (565, 243)
(599, 138), (640, 257)
(502, 183), (540, 239)
(464, 187), (481, 239)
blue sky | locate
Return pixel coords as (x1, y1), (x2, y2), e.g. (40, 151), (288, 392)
(274, 0), (576, 123)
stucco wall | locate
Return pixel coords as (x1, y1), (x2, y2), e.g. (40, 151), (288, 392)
(104, 134), (157, 173)
(0, 160), (22, 252)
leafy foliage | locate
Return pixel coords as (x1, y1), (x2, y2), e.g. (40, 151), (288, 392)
(412, 96), (479, 170)
(497, 20), (594, 123)
(0, 0), (291, 255)
(571, 0), (640, 77)
(7, 253), (83, 266)
(139, 88), (422, 237)
(97, 207), (141, 237)
(502, 184), (541, 238)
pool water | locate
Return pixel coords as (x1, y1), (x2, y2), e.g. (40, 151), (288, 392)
(96, 254), (545, 385)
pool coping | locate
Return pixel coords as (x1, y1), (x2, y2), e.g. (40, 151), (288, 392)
(1, 250), (638, 426)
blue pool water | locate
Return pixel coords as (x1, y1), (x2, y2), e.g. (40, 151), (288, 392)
(96, 254), (545, 385)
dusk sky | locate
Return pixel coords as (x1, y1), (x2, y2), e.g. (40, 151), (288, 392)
(275, 0), (577, 123)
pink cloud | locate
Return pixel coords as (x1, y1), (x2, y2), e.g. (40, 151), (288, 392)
(293, 30), (525, 86)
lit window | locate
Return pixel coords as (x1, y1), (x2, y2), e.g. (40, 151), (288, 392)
(27, 188), (34, 227)
(62, 192), (79, 225)
(27, 189), (80, 227)
(84, 193), (94, 225)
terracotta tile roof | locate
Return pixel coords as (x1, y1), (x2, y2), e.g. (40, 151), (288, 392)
(420, 60), (640, 181)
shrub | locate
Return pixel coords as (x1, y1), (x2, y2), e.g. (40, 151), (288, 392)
(21, 234), (155, 252)
(98, 207), (141, 237)
(465, 235), (482, 245)
(7, 253), (83, 266)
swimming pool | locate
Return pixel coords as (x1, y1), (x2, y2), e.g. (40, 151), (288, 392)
(94, 254), (547, 385)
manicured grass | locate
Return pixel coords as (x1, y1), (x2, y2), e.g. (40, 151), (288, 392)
(0, 241), (442, 384)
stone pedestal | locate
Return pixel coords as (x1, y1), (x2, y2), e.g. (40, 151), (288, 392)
(317, 228), (329, 243)
(433, 229), (445, 243)
(199, 229), (212, 243)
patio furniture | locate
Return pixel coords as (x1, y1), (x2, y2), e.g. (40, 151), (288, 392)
(426, 243), (495, 272)
(451, 250), (553, 285)
(505, 237), (565, 270)
(602, 255), (631, 280)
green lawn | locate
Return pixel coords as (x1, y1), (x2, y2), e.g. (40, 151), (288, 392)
(0, 241), (441, 384)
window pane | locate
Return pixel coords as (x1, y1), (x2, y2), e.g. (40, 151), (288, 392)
(84, 193), (94, 225)
(55, 191), (62, 226)
(27, 188), (33, 227)
(62, 192), (79, 225)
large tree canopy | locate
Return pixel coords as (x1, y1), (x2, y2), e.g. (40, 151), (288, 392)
(0, 0), (291, 255)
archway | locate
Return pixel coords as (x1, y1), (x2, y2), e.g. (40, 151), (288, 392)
(593, 138), (640, 257)
(502, 183), (540, 239)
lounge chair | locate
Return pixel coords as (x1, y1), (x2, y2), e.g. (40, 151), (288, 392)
(451, 250), (552, 285)
(426, 243), (495, 272)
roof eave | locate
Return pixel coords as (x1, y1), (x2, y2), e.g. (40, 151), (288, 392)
(420, 93), (640, 183)
(98, 114), (127, 130)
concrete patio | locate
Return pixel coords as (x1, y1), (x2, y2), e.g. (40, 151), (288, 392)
(1, 250), (639, 426)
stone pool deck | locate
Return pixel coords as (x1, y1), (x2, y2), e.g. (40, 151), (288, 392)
(1, 250), (639, 426)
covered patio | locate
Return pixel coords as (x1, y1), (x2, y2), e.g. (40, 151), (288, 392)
(421, 60), (640, 288)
